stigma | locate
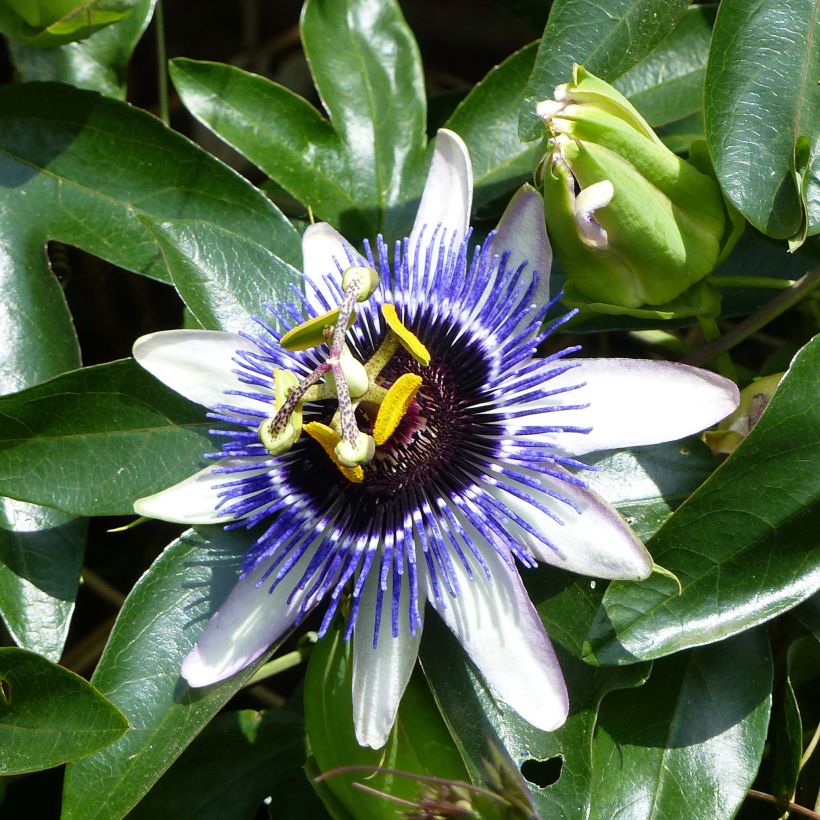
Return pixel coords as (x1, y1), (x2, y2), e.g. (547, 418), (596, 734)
(256, 264), (430, 483)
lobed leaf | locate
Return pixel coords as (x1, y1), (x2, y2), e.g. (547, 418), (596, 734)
(0, 82), (300, 287)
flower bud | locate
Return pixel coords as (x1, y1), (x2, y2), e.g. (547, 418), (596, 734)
(537, 65), (739, 310)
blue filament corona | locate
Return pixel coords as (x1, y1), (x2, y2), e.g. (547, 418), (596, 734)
(203, 228), (590, 648)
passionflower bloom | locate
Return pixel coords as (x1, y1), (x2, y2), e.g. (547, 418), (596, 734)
(132, 129), (739, 749)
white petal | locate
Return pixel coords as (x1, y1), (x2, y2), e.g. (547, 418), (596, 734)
(134, 458), (271, 525)
(301, 223), (362, 315)
(512, 358), (740, 456)
(133, 329), (271, 411)
(429, 538), (568, 732)
(408, 129), (473, 283)
(352, 569), (423, 749)
(182, 550), (315, 687)
(489, 184), (552, 328)
(487, 465), (652, 580)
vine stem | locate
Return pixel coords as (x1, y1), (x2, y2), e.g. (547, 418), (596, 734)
(685, 266), (820, 367)
(696, 315), (737, 381)
(155, 0), (170, 126)
(747, 789), (820, 819)
(709, 275), (798, 290)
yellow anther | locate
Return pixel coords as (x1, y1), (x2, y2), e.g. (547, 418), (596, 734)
(381, 304), (430, 366)
(279, 306), (357, 351)
(303, 421), (364, 483)
(373, 373), (423, 445)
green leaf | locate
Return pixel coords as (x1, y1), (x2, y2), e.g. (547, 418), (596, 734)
(0, 359), (211, 516)
(656, 110), (705, 154)
(0, 82), (300, 288)
(141, 216), (301, 336)
(168, 58), (361, 235)
(305, 624), (469, 820)
(586, 335), (820, 665)
(172, 0), (428, 242)
(129, 708), (313, 820)
(422, 573), (650, 818)
(0, 0), (136, 47)
(796, 593), (820, 640)
(588, 630), (772, 819)
(583, 438), (718, 543)
(61, 528), (280, 820)
(8, 0), (156, 98)
(0, 176), (84, 662)
(519, 0), (691, 140)
(614, 6), (713, 127)
(0, 501), (86, 661)
(0, 646), (128, 775)
(705, 0), (820, 241)
(444, 42), (539, 208)
(301, 0), (428, 239)
(770, 636), (817, 803)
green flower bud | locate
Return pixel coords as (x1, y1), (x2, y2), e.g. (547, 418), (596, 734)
(537, 65), (739, 310)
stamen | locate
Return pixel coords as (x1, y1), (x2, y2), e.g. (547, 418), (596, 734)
(303, 422), (364, 483)
(381, 304), (431, 366)
(279, 306), (357, 351)
(373, 373), (423, 445)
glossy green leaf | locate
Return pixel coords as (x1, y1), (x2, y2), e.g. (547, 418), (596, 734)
(705, 0), (820, 241)
(0, 0), (136, 47)
(0, 187), (84, 661)
(168, 58), (361, 235)
(8, 0), (156, 98)
(656, 110), (706, 154)
(444, 42), (539, 208)
(171, 0), (427, 242)
(0, 646), (128, 775)
(770, 637), (813, 803)
(614, 6), (713, 127)
(422, 573), (650, 818)
(587, 336), (820, 664)
(519, 0), (691, 139)
(0, 359), (211, 516)
(301, 0), (427, 239)
(305, 624), (469, 820)
(0, 501), (85, 661)
(583, 438), (718, 543)
(62, 528), (281, 820)
(0, 82), (300, 288)
(129, 708), (315, 820)
(141, 216), (301, 336)
(589, 630), (772, 819)
(796, 593), (820, 640)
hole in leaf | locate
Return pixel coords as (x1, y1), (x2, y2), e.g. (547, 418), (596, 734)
(0, 677), (10, 704)
(520, 756), (562, 788)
